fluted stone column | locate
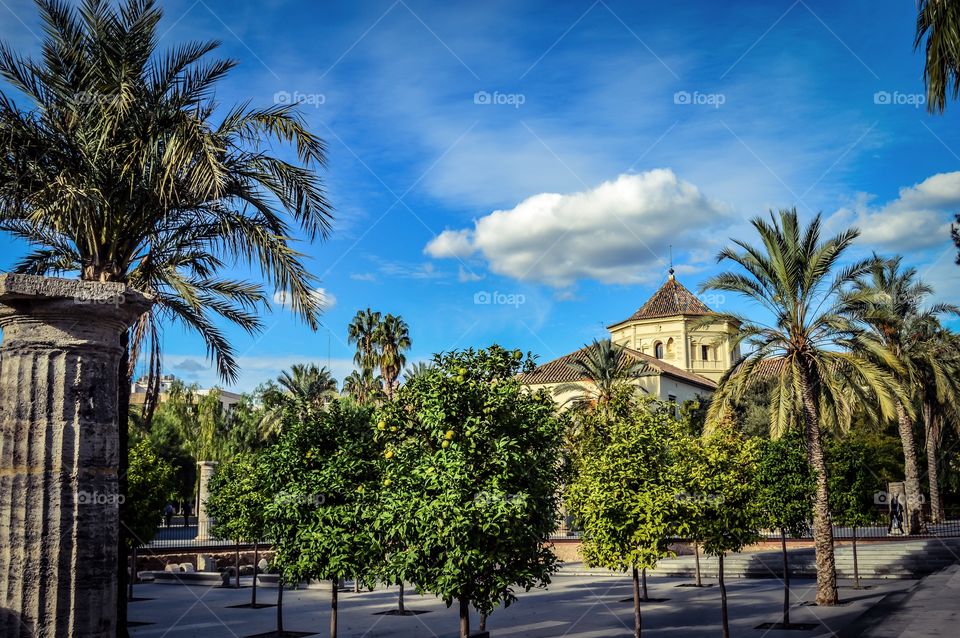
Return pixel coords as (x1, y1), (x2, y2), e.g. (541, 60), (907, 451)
(197, 461), (217, 540)
(0, 274), (150, 638)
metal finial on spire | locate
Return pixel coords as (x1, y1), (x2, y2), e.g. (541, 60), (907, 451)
(668, 245), (675, 279)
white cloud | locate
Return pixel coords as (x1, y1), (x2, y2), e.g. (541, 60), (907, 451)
(826, 172), (960, 251)
(425, 229), (476, 259)
(423, 169), (733, 287)
(350, 273), (377, 282)
(457, 265), (483, 282)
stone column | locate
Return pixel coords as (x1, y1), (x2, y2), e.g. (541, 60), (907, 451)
(196, 461), (218, 540)
(0, 274), (149, 638)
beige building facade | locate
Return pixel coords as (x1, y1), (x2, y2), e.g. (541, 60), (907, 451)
(521, 270), (739, 404)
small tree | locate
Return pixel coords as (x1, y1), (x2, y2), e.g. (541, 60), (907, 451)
(126, 440), (175, 600)
(375, 346), (564, 638)
(265, 399), (380, 638)
(206, 453), (272, 604)
(756, 431), (814, 626)
(566, 397), (684, 638)
(676, 420), (762, 638)
(827, 436), (884, 589)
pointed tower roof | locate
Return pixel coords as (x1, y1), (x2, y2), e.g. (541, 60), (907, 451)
(609, 271), (712, 327)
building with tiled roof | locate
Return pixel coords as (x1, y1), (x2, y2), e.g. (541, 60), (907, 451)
(521, 270), (739, 405)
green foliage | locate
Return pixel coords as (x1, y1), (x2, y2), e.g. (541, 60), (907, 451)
(827, 436), (886, 528)
(566, 396), (685, 573)
(207, 453), (271, 543)
(374, 345), (564, 617)
(263, 399), (381, 585)
(674, 422), (763, 556)
(126, 439), (176, 548)
(755, 431), (814, 536)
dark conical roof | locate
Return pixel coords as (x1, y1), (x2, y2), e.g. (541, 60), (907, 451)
(611, 275), (712, 325)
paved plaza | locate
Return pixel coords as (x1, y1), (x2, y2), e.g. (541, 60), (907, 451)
(127, 573), (916, 637)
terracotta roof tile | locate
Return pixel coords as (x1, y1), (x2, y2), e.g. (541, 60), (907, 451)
(611, 276), (711, 326)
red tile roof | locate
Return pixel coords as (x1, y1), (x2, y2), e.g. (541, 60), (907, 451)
(610, 276), (712, 327)
(519, 343), (717, 391)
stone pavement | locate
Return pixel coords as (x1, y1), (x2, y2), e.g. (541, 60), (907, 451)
(841, 564), (960, 637)
(128, 573), (912, 637)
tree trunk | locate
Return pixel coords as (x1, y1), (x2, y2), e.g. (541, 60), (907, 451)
(331, 578), (338, 638)
(128, 546), (137, 602)
(479, 611), (487, 631)
(398, 582), (405, 613)
(895, 402), (924, 534)
(235, 542), (241, 589)
(924, 405), (944, 525)
(780, 528), (790, 625)
(799, 368), (839, 606)
(852, 526), (860, 590)
(631, 567), (642, 638)
(459, 597), (470, 638)
(277, 575), (284, 633)
(117, 330), (131, 634)
(719, 553), (729, 638)
(694, 542), (702, 587)
(641, 567), (648, 601)
(252, 542), (259, 606)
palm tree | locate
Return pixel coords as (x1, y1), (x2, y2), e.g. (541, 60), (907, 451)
(260, 364), (337, 436)
(852, 257), (959, 533)
(700, 209), (903, 606)
(348, 309), (383, 373)
(915, 0), (960, 113)
(554, 338), (651, 409)
(0, 0), (332, 390)
(342, 369), (383, 405)
(377, 314), (411, 400)
(402, 361), (433, 383)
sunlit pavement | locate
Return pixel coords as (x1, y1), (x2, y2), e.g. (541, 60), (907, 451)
(127, 574), (916, 637)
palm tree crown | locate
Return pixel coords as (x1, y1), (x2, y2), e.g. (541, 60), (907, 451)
(554, 338), (651, 409)
(915, 0), (960, 113)
(377, 313), (411, 400)
(0, 0), (333, 385)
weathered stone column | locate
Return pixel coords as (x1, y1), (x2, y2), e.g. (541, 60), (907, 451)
(196, 461), (218, 540)
(0, 274), (150, 638)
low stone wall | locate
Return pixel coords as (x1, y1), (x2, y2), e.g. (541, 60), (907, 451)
(135, 549), (276, 573)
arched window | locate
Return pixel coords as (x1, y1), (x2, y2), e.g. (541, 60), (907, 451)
(666, 338), (675, 359)
(654, 341), (664, 359)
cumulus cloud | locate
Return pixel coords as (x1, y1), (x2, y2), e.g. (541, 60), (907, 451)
(273, 287), (336, 311)
(457, 266), (484, 282)
(826, 172), (960, 251)
(423, 169), (732, 287)
(425, 228), (476, 259)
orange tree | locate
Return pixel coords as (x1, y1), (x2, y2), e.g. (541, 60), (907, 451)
(263, 399), (381, 638)
(374, 346), (564, 638)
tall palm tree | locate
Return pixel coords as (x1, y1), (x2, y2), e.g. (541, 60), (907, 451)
(0, 1), (333, 626)
(402, 361), (433, 383)
(347, 308), (382, 373)
(852, 257), (959, 533)
(377, 314), (411, 400)
(915, 0), (960, 113)
(554, 338), (651, 410)
(700, 209), (903, 606)
(914, 326), (960, 523)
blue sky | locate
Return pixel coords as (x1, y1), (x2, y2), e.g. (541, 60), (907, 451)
(1, 0), (958, 391)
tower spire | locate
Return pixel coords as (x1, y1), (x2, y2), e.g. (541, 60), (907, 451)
(668, 245), (675, 279)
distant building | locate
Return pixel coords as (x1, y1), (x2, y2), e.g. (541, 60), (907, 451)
(520, 270), (739, 405)
(130, 374), (242, 411)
